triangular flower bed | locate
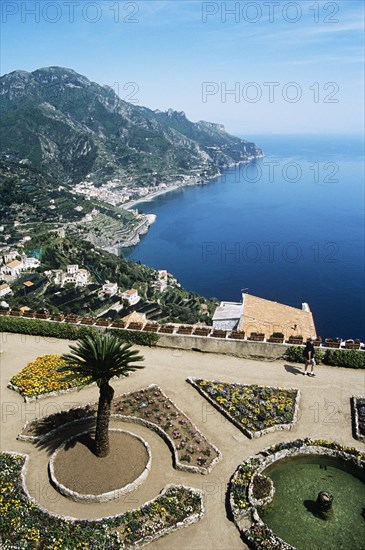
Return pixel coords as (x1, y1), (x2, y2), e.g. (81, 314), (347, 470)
(187, 378), (300, 439)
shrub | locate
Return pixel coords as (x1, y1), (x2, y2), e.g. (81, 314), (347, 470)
(0, 316), (96, 340)
(323, 349), (365, 369)
(108, 328), (159, 347)
(285, 345), (365, 368)
(284, 345), (324, 364)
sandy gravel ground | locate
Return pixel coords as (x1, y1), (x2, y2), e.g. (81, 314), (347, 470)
(1, 332), (364, 550)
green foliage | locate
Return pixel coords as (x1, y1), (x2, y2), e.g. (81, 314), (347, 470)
(60, 332), (144, 386)
(0, 316), (96, 340)
(108, 328), (159, 347)
(0, 67), (262, 187)
(284, 345), (324, 364)
(322, 349), (365, 369)
(285, 345), (365, 368)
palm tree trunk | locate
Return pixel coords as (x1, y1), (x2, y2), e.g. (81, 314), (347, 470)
(95, 382), (115, 457)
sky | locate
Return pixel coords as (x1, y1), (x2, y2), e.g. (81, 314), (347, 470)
(1, 0), (364, 135)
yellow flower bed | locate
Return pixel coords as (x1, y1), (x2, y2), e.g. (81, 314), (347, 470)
(10, 355), (90, 398)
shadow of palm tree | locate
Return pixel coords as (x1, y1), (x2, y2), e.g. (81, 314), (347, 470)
(34, 413), (96, 455)
(284, 364), (304, 376)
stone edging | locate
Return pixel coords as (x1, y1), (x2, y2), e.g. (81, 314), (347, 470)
(352, 395), (365, 442)
(247, 474), (275, 509)
(48, 429), (152, 503)
(17, 383), (222, 475)
(7, 380), (97, 402)
(187, 377), (300, 439)
(229, 441), (365, 550)
(3, 451), (204, 548)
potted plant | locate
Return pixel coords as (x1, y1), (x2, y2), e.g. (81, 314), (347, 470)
(128, 321), (144, 331)
(80, 317), (95, 325)
(143, 323), (159, 332)
(111, 320), (126, 329)
(288, 335), (303, 345)
(193, 326), (211, 337)
(324, 337), (341, 348)
(344, 339), (361, 350)
(211, 329), (228, 338)
(23, 309), (36, 318)
(267, 332), (284, 343)
(52, 313), (65, 322)
(313, 336), (322, 347)
(0, 308), (9, 315)
(65, 314), (79, 324)
(35, 309), (49, 319)
(10, 308), (22, 317)
(229, 330), (245, 340)
(158, 324), (175, 334)
(95, 318), (111, 327)
(177, 325), (193, 335)
(248, 332), (265, 342)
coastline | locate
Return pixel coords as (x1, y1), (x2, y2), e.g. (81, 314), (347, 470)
(102, 156), (264, 255)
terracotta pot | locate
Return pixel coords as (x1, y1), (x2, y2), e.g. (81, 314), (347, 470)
(345, 342), (361, 350)
(193, 329), (211, 336)
(325, 340), (341, 348)
(249, 335), (265, 341)
(144, 325), (159, 332)
(229, 332), (245, 340)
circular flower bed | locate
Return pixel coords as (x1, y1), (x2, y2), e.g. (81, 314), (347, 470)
(229, 439), (365, 549)
(188, 378), (300, 438)
(49, 430), (152, 502)
(8, 355), (91, 400)
(0, 451), (204, 548)
(18, 385), (221, 474)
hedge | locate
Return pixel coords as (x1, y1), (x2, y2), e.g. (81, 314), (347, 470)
(108, 328), (159, 347)
(322, 349), (365, 369)
(0, 316), (96, 340)
(284, 346), (364, 369)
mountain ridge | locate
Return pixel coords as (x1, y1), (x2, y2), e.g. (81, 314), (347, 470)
(0, 66), (263, 186)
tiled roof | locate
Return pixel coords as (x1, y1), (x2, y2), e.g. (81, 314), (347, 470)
(6, 260), (22, 269)
(121, 311), (146, 324)
(239, 293), (316, 340)
(212, 302), (243, 321)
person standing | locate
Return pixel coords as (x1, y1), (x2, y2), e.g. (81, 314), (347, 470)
(304, 337), (316, 376)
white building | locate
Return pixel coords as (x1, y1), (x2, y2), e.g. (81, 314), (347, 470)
(53, 265), (90, 288)
(156, 269), (168, 292)
(0, 283), (12, 297)
(67, 265), (79, 275)
(122, 288), (140, 306)
(0, 259), (24, 277)
(23, 257), (40, 269)
(212, 301), (244, 331)
(102, 282), (118, 296)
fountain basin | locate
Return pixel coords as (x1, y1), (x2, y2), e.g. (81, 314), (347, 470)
(259, 455), (365, 550)
(229, 439), (365, 550)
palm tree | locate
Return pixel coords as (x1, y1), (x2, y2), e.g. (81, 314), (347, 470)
(59, 332), (144, 457)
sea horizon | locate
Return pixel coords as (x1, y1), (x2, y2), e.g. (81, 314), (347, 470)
(124, 134), (364, 341)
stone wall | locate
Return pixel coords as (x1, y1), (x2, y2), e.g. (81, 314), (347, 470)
(156, 333), (288, 361)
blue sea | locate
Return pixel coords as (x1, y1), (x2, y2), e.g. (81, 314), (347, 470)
(124, 135), (365, 340)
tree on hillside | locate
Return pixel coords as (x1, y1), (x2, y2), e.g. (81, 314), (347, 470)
(58, 332), (144, 457)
